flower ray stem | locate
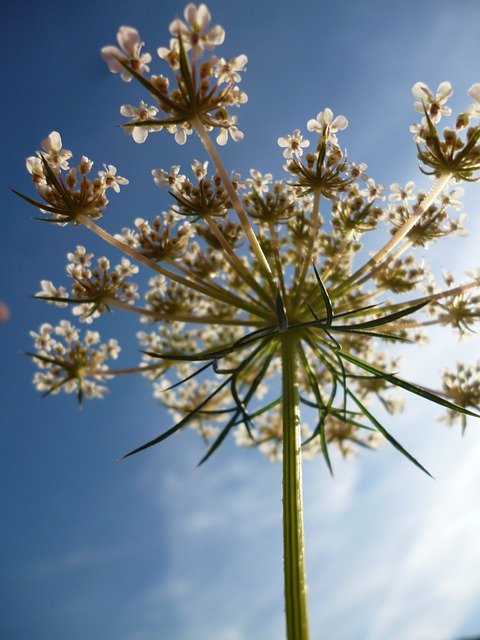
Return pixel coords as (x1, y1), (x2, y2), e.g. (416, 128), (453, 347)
(321, 228), (352, 284)
(204, 216), (273, 306)
(77, 214), (268, 319)
(85, 362), (168, 376)
(293, 189), (321, 308)
(380, 277), (480, 314)
(192, 117), (276, 296)
(103, 298), (264, 326)
(331, 173), (452, 299)
(268, 221), (288, 304)
(281, 333), (310, 640)
(163, 255), (270, 313)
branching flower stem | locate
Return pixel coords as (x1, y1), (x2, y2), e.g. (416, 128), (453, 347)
(77, 214), (268, 319)
(331, 173), (453, 299)
(192, 117), (277, 295)
(203, 216), (273, 306)
(281, 332), (310, 640)
(268, 221), (288, 303)
(160, 254), (270, 313)
(383, 277), (480, 314)
(293, 189), (321, 308)
(100, 298), (264, 326)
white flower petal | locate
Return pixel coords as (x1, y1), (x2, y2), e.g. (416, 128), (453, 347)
(468, 83), (480, 102)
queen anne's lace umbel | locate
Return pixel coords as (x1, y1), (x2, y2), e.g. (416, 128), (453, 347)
(18, 3), (480, 466)
(16, 5), (480, 640)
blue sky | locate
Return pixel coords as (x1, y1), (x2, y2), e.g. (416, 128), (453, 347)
(2, 1), (480, 639)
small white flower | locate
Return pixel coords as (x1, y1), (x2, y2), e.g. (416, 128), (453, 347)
(29, 323), (54, 350)
(409, 117), (428, 143)
(467, 83), (480, 119)
(362, 178), (385, 203)
(246, 169), (273, 193)
(40, 131), (72, 171)
(101, 26), (152, 82)
(307, 108), (348, 144)
(277, 130), (310, 158)
(192, 160), (209, 180)
(97, 165), (129, 192)
(439, 187), (464, 211)
(214, 55), (248, 84)
(446, 212), (468, 237)
(151, 165), (186, 188)
(26, 156), (46, 184)
(55, 320), (79, 342)
(169, 3), (225, 60)
(36, 280), (69, 307)
(157, 38), (183, 69)
(67, 246), (94, 268)
(115, 257), (139, 277)
(216, 125), (244, 146)
(120, 101), (159, 143)
(468, 82), (480, 103)
(78, 156), (93, 175)
(388, 181), (416, 203)
(349, 162), (368, 181)
(412, 81), (452, 123)
(166, 123), (193, 146)
(101, 338), (121, 360)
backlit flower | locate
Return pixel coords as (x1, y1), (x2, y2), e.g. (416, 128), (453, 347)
(277, 130), (310, 158)
(101, 26), (152, 82)
(412, 81), (452, 123)
(169, 3), (225, 59)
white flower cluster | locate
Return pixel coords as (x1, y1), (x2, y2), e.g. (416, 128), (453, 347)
(30, 321), (120, 401)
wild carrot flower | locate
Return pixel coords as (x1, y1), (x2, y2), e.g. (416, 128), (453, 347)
(15, 5), (480, 640)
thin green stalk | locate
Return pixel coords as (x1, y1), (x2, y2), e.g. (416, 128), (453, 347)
(204, 215), (273, 306)
(163, 254), (271, 313)
(281, 333), (310, 640)
(192, 117), (276, 294)
(268, 221), (288, 304)
(77, 213), (269, 319)
(293, 189), (321, 307)
(331, 172), (452, 299)
(103, 297), (265, 326)
(376, 277), (480, 315)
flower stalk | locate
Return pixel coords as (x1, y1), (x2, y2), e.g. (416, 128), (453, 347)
(332, 172), (453, 298)
(281, 333), (310, 640)
(192, 116), (276, 293)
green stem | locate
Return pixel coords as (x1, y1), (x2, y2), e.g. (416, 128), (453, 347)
(331, 172), (452, 299)
(293, 189), (321, 307)
(192, 117), (276, 295)
(204, 215), (273, 307)
(281, 334), (310, 640)
(77, 214), (268, 319)
(103, 297), (265, 326)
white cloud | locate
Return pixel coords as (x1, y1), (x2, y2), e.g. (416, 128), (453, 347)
(368, 431), (480, 640)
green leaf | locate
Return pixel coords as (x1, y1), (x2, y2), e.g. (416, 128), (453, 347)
(116, 58), (181, 112)
(11, 188), (64, 215)
(346, 387), (433, 477)
(161, 361), (213, 391)
(298, 344), (333, 474)
(334, 328), (412, 343)
(177, 31), (197, 105)
(337, 349), (480, 418)
(39, 155), (71, 201)
(145, 325), (277, 364)
(121, 375), (232, 459)
(312, 263), (333, 326)
(331, 299), (429, 331)
(275, 289), (288, 333)
(198, 342), (274, 465)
